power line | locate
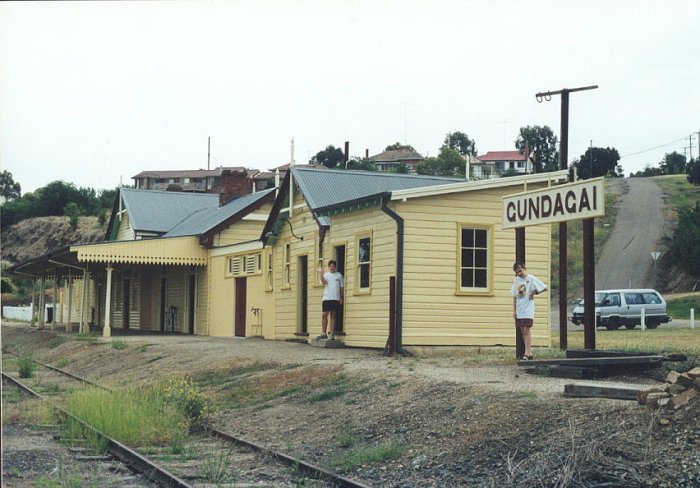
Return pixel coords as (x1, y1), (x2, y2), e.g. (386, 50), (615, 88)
(620, 136), (689, 159)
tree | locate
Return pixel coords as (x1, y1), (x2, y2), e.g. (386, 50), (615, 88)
(310, 145), (345, 169)
(388, 163), (411, 174)
(385, 142), (416, 152)
(64, 202), (82, 230)
(444, 131), (477, 156)
(687, 158), (700, 186)
(660, 151), (687, 175)
(0, 171), (21, 201)
(416, 147), (465, 177)
(570, 146), (623, 179)
(344, 158), (376, 172)
(515, 125), (559, 172)
(669, 202), (700, 276)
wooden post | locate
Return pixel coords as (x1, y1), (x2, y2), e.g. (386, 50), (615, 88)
(583, 218), (596, 349)
(515, 228), (526, 359)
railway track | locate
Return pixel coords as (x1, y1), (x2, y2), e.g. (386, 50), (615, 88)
(1, 356), (372, 487)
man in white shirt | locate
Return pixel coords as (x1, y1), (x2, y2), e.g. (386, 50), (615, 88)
(319, 260), (344, 340)
(511, 262), (547, 360)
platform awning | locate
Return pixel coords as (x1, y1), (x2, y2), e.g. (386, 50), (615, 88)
(71, 236), (207, 266)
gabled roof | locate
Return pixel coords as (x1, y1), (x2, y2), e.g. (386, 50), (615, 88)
(118, 188), (219, 234)
(290, 167), (461, 211)
(368, 148), (423, 162)
(164, 188), (276, 238)
(477, 151), (527, 162)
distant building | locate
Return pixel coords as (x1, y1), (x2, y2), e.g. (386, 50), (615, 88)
(131, 166), (273, 197)
(472, 151), (534, 179)
(368, 148), (424, 173)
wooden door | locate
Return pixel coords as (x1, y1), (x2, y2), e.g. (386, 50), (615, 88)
(298, 256), (308, 334)
(187, 275), (196, 335)
(235, 277), (247, 337)
(123, 278), (130, 329)
(334, 245), (346, 332)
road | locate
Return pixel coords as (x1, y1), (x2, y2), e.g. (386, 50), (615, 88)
(552, 177), (670, 331)
(594, 177), (666, 290)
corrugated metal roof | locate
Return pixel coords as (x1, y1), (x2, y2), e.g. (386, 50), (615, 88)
(120, 188), (220, 233)
(164, 189), (275, 237)
(477, 151), (526, 162)
(291, 167), (462, 211)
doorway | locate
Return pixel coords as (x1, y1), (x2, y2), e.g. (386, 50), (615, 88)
(123, 278), (130, 329)
(159, 277), (167, 332)
(235, 277), (247, 337)
(298, 255), (308, 334)
(333, 245), (346, 333)
(187, 275), (196, 335)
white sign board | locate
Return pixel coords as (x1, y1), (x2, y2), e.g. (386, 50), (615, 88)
(651, 252), (661, 261)
(502, 178), (605, 229)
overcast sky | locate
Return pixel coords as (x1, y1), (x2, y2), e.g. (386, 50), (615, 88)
(1, 0), (698, 194)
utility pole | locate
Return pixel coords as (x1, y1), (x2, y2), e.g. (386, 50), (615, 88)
(207, 137), (211, 170)
(690, 134), (694, 162)
(536, 85), (598, 350)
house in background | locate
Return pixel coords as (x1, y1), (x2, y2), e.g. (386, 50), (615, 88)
(472, 151), (534, 179)
(132, 166), (272, 194)
(368, 148), (424, 173)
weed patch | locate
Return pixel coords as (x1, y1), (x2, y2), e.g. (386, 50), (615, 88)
(18, 353), (36, 378)
(332, 441), (405, 470)
(111, 340), (128, 350)
(64, 386), (189, 447)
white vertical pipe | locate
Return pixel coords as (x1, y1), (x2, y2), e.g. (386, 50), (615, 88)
(641, 307), (646, 331)
(67, 276), (73, 332)
(691, 308), (695, 330)
(103, 266), (113, 337)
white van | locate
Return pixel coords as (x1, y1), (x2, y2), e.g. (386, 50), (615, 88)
(570, 289), (672, 330)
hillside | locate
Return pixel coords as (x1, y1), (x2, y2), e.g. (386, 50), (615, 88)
(1, 216), (106, 265)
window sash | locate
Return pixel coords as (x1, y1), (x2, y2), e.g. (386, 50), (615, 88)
(460, 227), (489, 290)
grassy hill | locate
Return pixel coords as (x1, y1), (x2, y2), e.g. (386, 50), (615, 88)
(1, 216), (106, 265)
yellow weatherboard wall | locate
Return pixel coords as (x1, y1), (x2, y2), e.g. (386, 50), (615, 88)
(397, 184), (551, 347)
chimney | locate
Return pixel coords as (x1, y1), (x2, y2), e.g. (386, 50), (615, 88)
(365, 148), (369, 159)
(212, 169), (253, 205)
(344, 141), (349, 163)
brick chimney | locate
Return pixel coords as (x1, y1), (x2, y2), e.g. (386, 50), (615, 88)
(210, 169), (253, 205)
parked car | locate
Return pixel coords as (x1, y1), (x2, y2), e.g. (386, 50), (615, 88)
(570, 289), (672, 330)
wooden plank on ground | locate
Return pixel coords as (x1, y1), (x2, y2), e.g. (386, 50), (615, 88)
(563, 382), (652, 401)
(517, 356), (664, 367)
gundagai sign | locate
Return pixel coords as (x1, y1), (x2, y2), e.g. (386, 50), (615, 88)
(502, 178), (605, 229)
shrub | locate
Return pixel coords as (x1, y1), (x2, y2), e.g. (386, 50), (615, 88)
(18, 354), (36, 378)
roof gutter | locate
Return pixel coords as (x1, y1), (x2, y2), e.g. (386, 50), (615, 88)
(380, 195), (404, 354)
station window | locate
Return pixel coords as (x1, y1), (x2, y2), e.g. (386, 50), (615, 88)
(459, 226), (490, 291)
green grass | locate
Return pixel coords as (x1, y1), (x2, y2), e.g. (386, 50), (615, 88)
(18, 353), (36, 378)
(667, 294), (700, 319)
(194, 362), (281, 388)
(110, 341), (128, 350)
(332, 441), (406, 470)
(552, 327), (700, 356)
(55, 357), (70, 368)
(64, 386), (189, 447)
(655, 175), (700, 209)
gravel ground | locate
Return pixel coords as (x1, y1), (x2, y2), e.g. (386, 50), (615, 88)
(2, 323), (699, 487)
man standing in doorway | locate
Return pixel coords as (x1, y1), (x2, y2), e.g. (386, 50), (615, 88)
(319, 260), (344, 340)
(511, 262), (547, 360)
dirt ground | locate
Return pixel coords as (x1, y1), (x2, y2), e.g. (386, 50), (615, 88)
(2, 324), (699, 487)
